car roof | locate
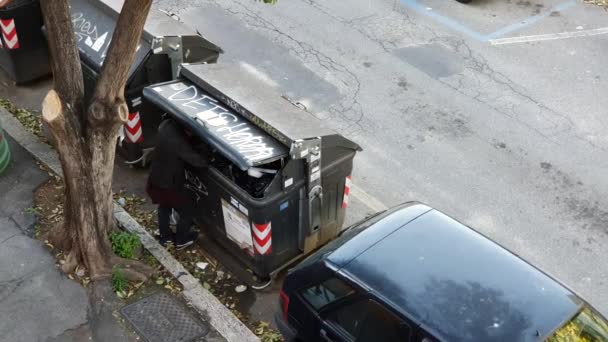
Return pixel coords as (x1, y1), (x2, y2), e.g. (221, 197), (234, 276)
(327, 204), (582, 342)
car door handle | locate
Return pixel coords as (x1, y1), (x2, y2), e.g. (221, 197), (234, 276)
(320, 328), (335, 342)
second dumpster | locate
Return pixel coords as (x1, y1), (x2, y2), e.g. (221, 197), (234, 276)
(0, 0), (50, 83)
(70, 0), (222, 166)
(143, 62), (362, 281)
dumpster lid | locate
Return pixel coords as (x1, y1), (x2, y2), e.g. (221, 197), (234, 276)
(71, 0), (150, 80)
(101, 0), (222, 55)
(143, 79), (289, 171)
(180, 63), (361, 151)
(71, 0), (222, 80)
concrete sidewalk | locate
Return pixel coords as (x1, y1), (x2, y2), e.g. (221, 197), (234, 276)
(0, 135), (137, 342)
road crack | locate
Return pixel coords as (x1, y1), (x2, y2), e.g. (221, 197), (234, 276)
(158, 0), (368, 136)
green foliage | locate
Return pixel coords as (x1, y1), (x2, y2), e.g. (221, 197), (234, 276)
(111, 266), (128, 293)
(34, 224), (42, 238)
(255, 321), (283, 342)
(109, 231), (141, 259)
(24, 206), (41, 215)
(547, 307), (608, 342)
(259, 0), (278, 4)
(0, 98), (43, 138)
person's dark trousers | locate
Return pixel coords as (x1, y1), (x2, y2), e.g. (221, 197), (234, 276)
(175, 205), (195, 244)
(157, 204), (196, 244)
(157, 205), (173, 242)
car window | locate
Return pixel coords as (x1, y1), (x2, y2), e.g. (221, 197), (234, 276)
(547, 306), (608, 342)
(326, 299), (411, 342)
(301, 277), (355, 310)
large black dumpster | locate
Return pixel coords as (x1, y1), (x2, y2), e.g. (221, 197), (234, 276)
(70, 0), (222, 166)
(0, 0), (50, 83)
(143, 63), (361, 282)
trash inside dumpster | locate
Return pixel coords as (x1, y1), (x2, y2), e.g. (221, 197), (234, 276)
(0, 0), (50, 83)
(70, 0), (222, 166)
(143, 63), (361, 281)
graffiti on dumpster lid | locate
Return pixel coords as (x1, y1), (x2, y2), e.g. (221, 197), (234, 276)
(154, 81), (287, 163)
(72, 12), (110, 56)
(70, 6), (148, 72)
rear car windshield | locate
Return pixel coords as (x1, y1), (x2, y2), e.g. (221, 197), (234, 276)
(547, 307), (608, 341)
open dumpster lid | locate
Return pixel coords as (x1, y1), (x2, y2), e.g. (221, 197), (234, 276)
(70, 0), (222, 81)
(143, 79), (289, 171)
(180, 63), (361, 152)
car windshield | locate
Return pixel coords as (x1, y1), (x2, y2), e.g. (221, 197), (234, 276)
(547, 307), (608, 342)
(293, 210), (387, 271)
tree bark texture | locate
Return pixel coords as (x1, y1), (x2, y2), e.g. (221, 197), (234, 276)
(40, 0), (153, 280)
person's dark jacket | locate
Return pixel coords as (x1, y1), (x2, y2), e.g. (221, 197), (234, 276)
(148, 119), (208, 191)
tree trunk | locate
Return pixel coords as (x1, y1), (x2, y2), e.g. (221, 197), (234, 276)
(40, 0), (153, 280)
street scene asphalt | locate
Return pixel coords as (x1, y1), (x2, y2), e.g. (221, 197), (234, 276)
(153, 0), (608, 317)
(0, 0), (607, 339)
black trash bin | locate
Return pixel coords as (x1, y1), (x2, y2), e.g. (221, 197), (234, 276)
(70, 0), (222, 166)
(0, 0), (50, 83)
(143, 63), (362, 282)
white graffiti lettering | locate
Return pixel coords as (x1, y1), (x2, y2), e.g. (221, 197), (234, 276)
(185, 170), (208, 202)
(71, 13), (108, 54)
(183, 95), (218, 110)
(168, 85), (198, 102)
(163, 83), (277, 162)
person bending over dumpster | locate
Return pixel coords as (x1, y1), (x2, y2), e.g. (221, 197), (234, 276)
(147, 119), (208, 249)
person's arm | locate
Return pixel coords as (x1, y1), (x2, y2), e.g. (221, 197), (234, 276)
(163, 119), (208, 168)
(177, 140), (208, 169)
(171, 126), (208, 168)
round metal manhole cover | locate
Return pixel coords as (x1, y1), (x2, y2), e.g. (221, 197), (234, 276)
(121, 292), (210, 342)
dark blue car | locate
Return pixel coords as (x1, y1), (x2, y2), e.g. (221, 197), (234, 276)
(276, 203), (608, 341)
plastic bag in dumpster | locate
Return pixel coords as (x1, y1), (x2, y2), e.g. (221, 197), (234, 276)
(210, 153), (280, 198)
(143, 63), (361, 282)
(70, 0), (222, 166)
(0, 0), (50, 83)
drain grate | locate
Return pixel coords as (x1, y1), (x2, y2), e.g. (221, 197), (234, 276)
(121, 292), (209, 342)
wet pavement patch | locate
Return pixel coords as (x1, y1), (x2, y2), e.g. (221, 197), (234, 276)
(121, 292), (209, 342)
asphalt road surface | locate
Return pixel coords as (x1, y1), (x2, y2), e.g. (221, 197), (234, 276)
(154, 0), (608, 319)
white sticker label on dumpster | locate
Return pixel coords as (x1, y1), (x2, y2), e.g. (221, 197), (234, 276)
(230, 197), (240, 208)
(222, 199), (253, 252)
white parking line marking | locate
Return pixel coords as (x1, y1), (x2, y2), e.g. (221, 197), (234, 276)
(490, 27), (608, 45)
(350, 184), (389, 212)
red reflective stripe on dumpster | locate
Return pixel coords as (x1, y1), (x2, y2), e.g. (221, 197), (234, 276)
(124, 112), (143, 143)
(1, 19), (19, 49)
(253, 222), (272, 255)
(342, 176), (352, 208)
